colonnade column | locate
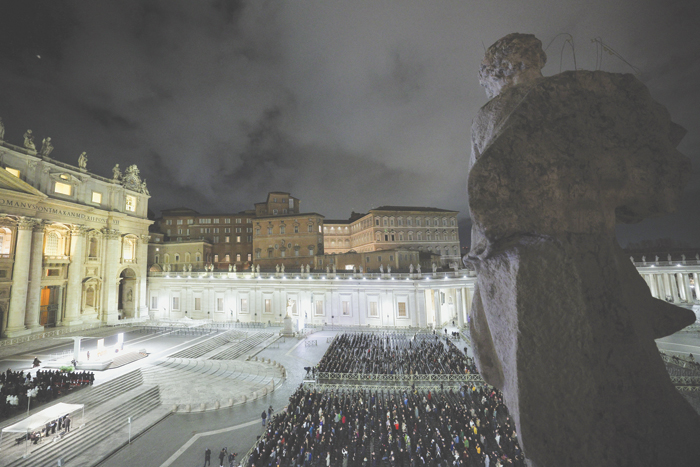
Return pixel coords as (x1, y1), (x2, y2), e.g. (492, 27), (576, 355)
(63, 226), (87, 326)
(456, 288), (465, 328)
(416, 289), (426, 329)
(647, 274), (659, 299)
(433, 289), (442, 327)
(681, 273), (691, 303)
(137, 235), (150, 319)
(4, 218), (38, 337)
(24, 221), (48, 331)
(694, 273), (700, 303)
(102, 229), (121, 324)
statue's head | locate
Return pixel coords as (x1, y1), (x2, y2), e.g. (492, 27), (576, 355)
(479, 33), (546, 99)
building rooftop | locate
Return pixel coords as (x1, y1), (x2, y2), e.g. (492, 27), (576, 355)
(370, 206), (459, 214)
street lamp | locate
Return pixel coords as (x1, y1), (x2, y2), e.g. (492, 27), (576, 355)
(331, 315), (334, 329)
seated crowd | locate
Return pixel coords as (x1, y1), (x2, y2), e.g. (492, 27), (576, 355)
(317, 333), (477, 375)
(0, 368), (94, 419)
(249, 385), (524, 467)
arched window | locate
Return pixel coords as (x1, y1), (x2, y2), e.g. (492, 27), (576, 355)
(185, 252), (191, 263)
(154, 254), (159, 264)
(196, 253), (201, 262)
(0, 227), (12, 255)
(426, 232), (431, 241)
(417, 232), (422, 241)
(88, 237), (98, 258)
(408, 231), (414, 241)
(174, 254), (180, 263)
(45, 231), (61, 256)
(435, 232), (440, 241)
(123, 238), (135, 260)
(224, 254), (230, 262)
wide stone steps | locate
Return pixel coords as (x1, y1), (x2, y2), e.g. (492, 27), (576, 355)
(108, 350), (148, 369)
(0, 370), (144, 454)
(167, 330), (245, 359)
(5, 385), (162, 467)
(140, 358), (279, 406)
(209, 332), (274, 360)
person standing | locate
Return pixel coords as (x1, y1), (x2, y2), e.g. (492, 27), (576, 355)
(261, 410), (267, 426)
(219, 448), (226, 466)
(204, 448), (211, 466)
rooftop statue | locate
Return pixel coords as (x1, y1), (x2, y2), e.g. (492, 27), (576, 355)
(78, 152), (88, 170)
(39, 137), (54, 158)
(23, 129), (35, 151)
(467, 33), (700, 466)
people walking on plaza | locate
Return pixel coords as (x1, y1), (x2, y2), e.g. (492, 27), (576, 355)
(261, 410), (267, 426)
(219, 447), (226, 466)
(204, 447), (211, 466)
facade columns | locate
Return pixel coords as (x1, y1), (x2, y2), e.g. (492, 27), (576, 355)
(63, 226), (87, 326)
(694, 273), (700, 303)
(24, 222), (48, 331)
(682, 273), (692, 303)
(137, 235), (150, 319)
(4, 218), (38, 337)
(456, 288), (465, 328)
(102, 229), (121, 324)
(433, 289), (442, 327)
(416, 289), (426, 328)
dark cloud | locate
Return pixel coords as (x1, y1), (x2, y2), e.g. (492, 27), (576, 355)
(0, 0), (698, 246)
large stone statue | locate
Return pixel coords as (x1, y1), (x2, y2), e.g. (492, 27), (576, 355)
(78, 152), (88, 170)
(23, 130), (35, 150)
(467, 33), (700, 466)
(112, 164), (122, 181)
(39, 137), (54, 158)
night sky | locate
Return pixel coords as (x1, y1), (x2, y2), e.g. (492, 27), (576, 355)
(0, 1), (698, 248)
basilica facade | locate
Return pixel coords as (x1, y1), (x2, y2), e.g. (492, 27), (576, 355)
(0, 132), (151, 337)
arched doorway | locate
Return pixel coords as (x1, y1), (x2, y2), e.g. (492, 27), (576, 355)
(118, 268), (138, 319)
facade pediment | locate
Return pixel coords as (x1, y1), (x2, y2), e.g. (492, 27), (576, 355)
(0, 168), (47, 198)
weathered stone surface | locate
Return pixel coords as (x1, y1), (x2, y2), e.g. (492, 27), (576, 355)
(468, 33), (700, 467)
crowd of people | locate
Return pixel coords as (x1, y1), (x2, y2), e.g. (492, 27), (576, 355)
(248, 385), (523, 467)
(316, 333), (477, 375)
(0, 368), (94, 419)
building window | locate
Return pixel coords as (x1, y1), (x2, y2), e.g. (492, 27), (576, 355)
(172, 296), (180, 310)
(154, 254), (159, 263)
(214, 219), (220, 224)
(225, 218), (231, 224)
(196, 253), (201, 262)
(416, 218), (421, 226)
(91, 191), (102, 204)
(151, 296), (158, 309)
(213, 236), (219, 243)
(280, 225), (285, 234)
(236, 253), (241, 262)
(247, 235), (252, 242)
(224, 254), (230, 262)
(247, 253), (252, 261)
(125, 195), (137, 212)
(398, 302), (407, 318)
(294, 225), (299, 233)
(88, 237), (98, 258)
(217, 297), (224, 312)
(54, 182), (72, 196)
(236, 236), (241, 243)
(273, 209), (278, 215)
(375, 219), (380, 226)
(174, 253), (180, 263)
(5, 167), (20, 178)
(166, 220), (172, 225)
(195, 297), (201, 311)
(177, 220), (183, 225)
(308, 224), (313, 233)
(368, 301), (378, 317)
(240, 298), (248, 313)
(267, 227), (273, 235)
(264, 299), (272, 314)
(214, 254), (219, 262)
(188, 219), (194, 225)
(308, 246), (314, 256)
